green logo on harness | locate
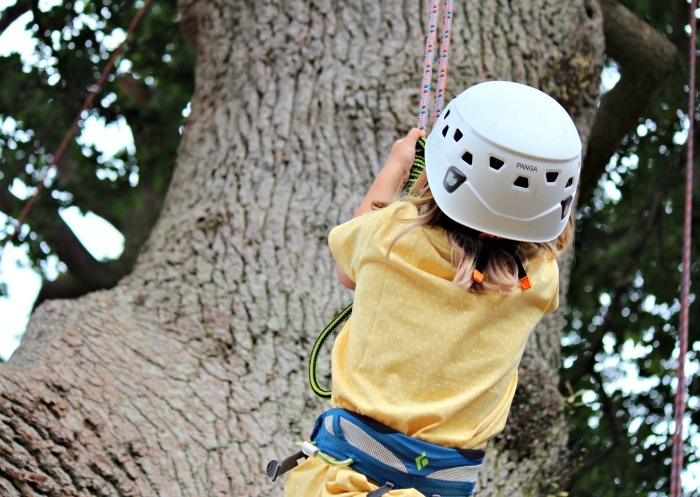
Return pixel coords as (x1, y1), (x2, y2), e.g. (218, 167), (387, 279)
(415, 452), (429, 470)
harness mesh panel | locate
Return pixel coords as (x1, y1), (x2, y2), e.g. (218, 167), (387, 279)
(338, 417), (407, 473)
(425, 465), (481, 483)
(325, 415), (335, 435)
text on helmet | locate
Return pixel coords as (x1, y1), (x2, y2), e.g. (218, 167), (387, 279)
(517, 162), (537, 172)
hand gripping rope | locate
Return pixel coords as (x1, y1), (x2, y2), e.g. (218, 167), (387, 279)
(309, 1), (453, 399)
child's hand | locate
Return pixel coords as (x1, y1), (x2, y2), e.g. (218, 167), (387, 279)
(385, 128), (425, 185)
(351, 128), (425, 218)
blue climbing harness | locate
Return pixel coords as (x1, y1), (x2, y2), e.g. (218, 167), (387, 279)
(267, 408), (484, 497)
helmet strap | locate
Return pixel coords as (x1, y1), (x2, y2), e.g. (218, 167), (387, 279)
(472, 234), (531, 290)
(472, 236), (491, 284)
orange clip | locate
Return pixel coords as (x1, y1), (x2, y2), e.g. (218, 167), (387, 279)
(473, 269), (484, 283)
(519, 276), (532, 290)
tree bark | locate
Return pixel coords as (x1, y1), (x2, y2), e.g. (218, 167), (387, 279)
(0, 1), (604, 496)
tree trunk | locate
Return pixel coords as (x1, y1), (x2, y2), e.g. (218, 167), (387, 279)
(0, 1), (604, 496)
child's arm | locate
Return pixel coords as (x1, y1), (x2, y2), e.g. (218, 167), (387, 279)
(335, 128), (424, 290)
(335, 264), (357, 290)
(352, 128), (424, 218)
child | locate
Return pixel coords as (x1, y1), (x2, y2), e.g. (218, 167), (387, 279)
(284, 81), (581, 497)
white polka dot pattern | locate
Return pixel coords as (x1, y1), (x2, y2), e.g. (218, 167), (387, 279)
(327, 201), (559, 450)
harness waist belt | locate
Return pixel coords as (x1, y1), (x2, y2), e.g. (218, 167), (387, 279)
(311, 409), (484, 496)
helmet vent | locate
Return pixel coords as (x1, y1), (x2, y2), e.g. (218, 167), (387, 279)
(514, 176), (529, 189)
(453, 129), (463, 142)
(442, 125), (450, 137)
(462, 151), (473, 165)
(565, 177), (574, 188)
(546, 172), (559, 184)
(561, 195), (574, 220)
(489, 157), (505, 171)
(443, 108), (451, 119)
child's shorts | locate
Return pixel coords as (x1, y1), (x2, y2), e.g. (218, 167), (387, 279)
(284, 457), (426, 497)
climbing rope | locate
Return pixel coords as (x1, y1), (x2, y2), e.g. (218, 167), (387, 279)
(670, 0), (696, 495)
(417, 0), (440, 132)
(309, 1), (454, 399)
(0, 0), (153, 248)
(309, 303), (353, 398)
(417, 0), (454, 131)
(433, 0), (454, 125)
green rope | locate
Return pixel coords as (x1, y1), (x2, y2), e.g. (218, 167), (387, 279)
(309, 303), (353, 398)
(308, 137), (426, 399)
(406, 136), (426, 190)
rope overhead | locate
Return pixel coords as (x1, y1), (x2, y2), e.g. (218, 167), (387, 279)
(670, 0), (697, 495)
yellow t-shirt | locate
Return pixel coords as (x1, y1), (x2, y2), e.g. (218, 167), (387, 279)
(327, 201), (559, 450)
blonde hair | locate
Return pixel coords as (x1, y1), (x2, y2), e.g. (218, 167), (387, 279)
(381, 171), (573, 294)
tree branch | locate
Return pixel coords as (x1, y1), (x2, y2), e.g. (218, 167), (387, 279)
(579, 0), (681, 203)
(35, 270), (96, 302)
(33, 185), (163, 305)
(41, 215), (128, 286)
(0, 73), (168, 303)
(0, 0), (32, 36)
(0, 181), (146, 303)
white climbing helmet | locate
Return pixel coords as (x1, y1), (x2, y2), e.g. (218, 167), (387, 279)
(425, 80), (582, 242)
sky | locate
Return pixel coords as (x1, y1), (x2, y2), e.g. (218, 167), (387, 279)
(0, 0), (128, 360)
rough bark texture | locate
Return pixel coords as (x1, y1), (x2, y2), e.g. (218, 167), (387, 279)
(0, 1), (604, 496)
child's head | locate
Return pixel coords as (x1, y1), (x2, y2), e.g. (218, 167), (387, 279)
(424, 80), (581, 243)
(404, 171), (572, 292)
(402, 81), (580, 292)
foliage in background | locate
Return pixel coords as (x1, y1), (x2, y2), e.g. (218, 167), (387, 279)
(563, 1), (699, 495)
(0, 0), (194, 301)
